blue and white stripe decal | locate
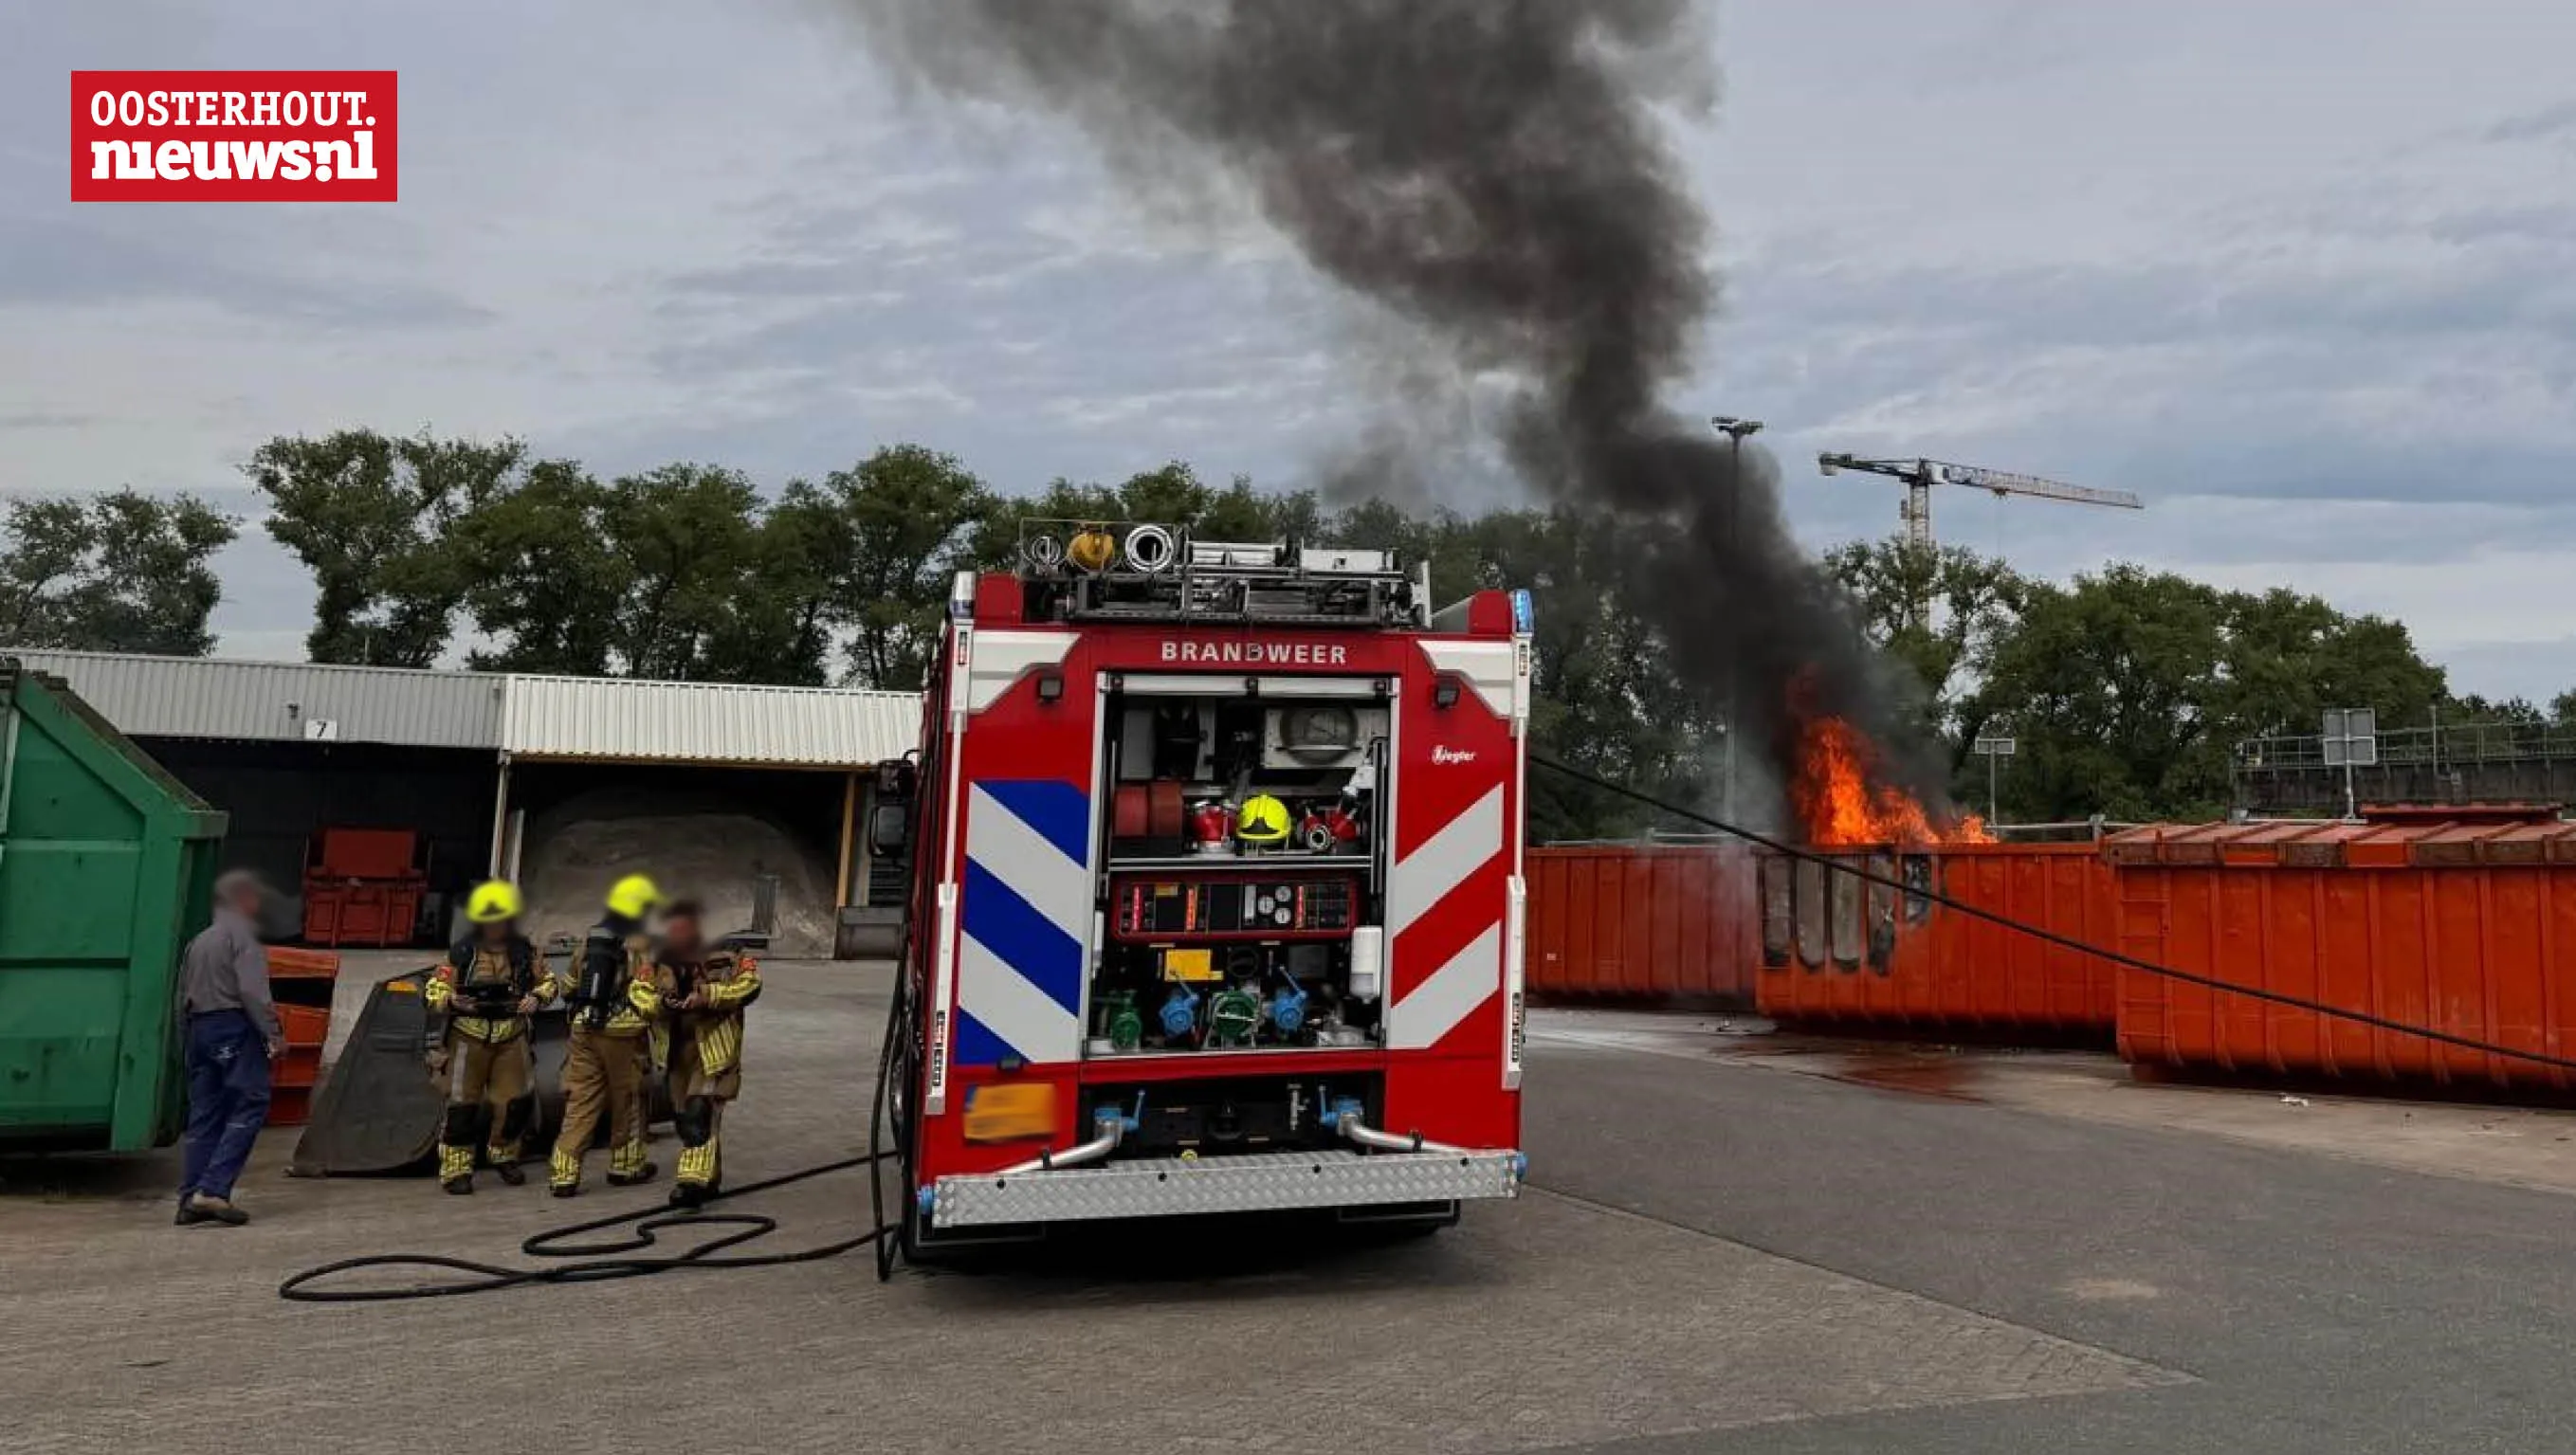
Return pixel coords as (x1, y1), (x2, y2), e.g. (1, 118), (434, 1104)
(954, 778), (1090, 1065)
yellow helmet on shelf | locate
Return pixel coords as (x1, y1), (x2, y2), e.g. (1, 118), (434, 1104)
(606, 874), (663, 919)
(1066, 524), (1118, 573)
(1236, 793), (1291, 845)
(466, 880), (523, 924)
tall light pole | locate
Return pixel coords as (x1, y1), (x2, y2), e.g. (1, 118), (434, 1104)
(1711, 416), (1763, 820)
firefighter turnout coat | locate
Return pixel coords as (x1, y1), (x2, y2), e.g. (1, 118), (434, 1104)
(426, 935), (547, 1044)
(546, 921), (657, 1191)
(631, 947), (761, 1192)
(424, 935), (550, 1183)
(630, 948), (762, 1089)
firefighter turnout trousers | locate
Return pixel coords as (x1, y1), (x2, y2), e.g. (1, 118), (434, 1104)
(438, 1030), (535, 1183)
(667, 1036), (742, 1192)
(550, 1027), (650, 1190)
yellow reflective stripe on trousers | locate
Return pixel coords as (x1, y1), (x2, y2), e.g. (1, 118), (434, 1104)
(676, 1144), (718, 1186)
(549, 1148), (581, 1189)
(439, 1144), (474, 1181)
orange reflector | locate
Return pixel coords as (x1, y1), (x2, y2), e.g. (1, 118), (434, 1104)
(963, 1082), (1058, 1143)
(386, 979), (418, 994)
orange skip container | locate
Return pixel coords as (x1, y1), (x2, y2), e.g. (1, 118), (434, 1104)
(2107, 812), (2576, 1091)
(1754, 843), (2118, 1037)
(1525, 845), (1758, 1004)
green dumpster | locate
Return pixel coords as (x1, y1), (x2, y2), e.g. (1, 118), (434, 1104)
(0, 661), (228, 1152)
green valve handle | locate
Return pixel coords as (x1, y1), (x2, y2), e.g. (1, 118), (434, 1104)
(1207, 987), (1262, 1047)
(1104, 991), (1143, 1053)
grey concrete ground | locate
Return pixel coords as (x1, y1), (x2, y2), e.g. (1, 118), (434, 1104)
(3, 967), (2573, 1452)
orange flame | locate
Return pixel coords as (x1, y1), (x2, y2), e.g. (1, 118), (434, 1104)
(1789, 711), (1995, 846)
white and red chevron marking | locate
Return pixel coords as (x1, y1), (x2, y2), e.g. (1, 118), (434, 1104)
(1385, 644), (1519, 1053)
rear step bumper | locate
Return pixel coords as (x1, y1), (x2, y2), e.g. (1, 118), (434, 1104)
(927, 1146), (1525, 1228)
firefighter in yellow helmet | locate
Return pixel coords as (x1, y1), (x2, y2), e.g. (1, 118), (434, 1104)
(630, 898), (762, 1209)
(1236, 792), (1291, 851)
(423, 881), (549, 1193)
(546, 874), (661, 1196)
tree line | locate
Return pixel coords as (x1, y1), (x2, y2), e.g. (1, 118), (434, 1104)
(1819, 537), (2556, 824)
(0, 490), (235, 656)
(0, 426), (2549, 835)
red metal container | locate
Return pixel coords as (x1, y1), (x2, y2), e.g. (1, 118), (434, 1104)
(301, 882), (425, 947)
(1755, 843), (2118, 1036)
(265, 946), (344, 983)
(2107, 815), (2576, 1091)
(302, 828), (427, 947)
(310, 828), (422, 882)
(266, 1087), (313, 1127)
(270, 1046), (322, 1091)
(1525, 844), (1757, 1003)
(275, 1003), (331, 1046)
(265, 968), (338, 1126)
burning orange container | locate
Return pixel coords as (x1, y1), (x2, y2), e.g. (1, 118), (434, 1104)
(2106, 812), (2576, 1091)
(1754, 843), (2118, 1037)
(1525, 844), (1757, 1003)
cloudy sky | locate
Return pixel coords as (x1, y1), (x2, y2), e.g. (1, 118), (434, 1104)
(8, 1), (2575, 700)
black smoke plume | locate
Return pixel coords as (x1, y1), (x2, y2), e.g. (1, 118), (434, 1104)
(850, 0), (1943, 823)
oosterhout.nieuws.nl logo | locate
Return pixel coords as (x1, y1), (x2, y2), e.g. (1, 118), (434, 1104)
(71, 70), (397, 202)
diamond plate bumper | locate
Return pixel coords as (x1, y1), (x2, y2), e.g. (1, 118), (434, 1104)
(929, 1147), (1524, 1228)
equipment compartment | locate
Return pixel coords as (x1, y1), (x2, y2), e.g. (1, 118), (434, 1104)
(1087, 676), (1391, 1060)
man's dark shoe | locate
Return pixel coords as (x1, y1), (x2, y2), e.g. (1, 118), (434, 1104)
(442, 1175), (474, 1195)
(607, 1161), (658, 1187)
(180, 1193), (249, 1227)
(493, 1160), (526, 1187)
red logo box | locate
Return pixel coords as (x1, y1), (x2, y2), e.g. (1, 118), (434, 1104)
(71, 70), (397, 202)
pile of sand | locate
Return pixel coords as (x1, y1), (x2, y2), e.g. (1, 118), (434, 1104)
(519, 786), (835, 956)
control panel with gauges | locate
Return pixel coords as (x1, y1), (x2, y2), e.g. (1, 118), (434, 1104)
(1112, 876), (1360, 941)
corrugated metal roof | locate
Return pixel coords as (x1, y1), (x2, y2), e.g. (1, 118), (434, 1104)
(499, 673), (920, 767)
(0, 648), (927, 766)
(2, 649), (504, 749)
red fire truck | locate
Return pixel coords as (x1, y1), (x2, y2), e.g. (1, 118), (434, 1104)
(878, 523), (1529, 1254)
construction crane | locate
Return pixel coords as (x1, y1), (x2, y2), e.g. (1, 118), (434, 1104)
(1816, 453), (2143, 552)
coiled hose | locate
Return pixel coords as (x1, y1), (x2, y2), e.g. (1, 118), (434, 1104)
(281, 967), (916, 1301)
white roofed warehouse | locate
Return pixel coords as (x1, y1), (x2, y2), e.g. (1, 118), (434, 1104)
(2, 650), (921, 956)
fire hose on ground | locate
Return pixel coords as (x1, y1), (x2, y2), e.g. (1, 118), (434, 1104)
(278, 755), (2576, 1302)
(280, 957), (918, 1301)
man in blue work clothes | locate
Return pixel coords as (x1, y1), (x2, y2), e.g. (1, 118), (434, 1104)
(174, 870), (281, 1227)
